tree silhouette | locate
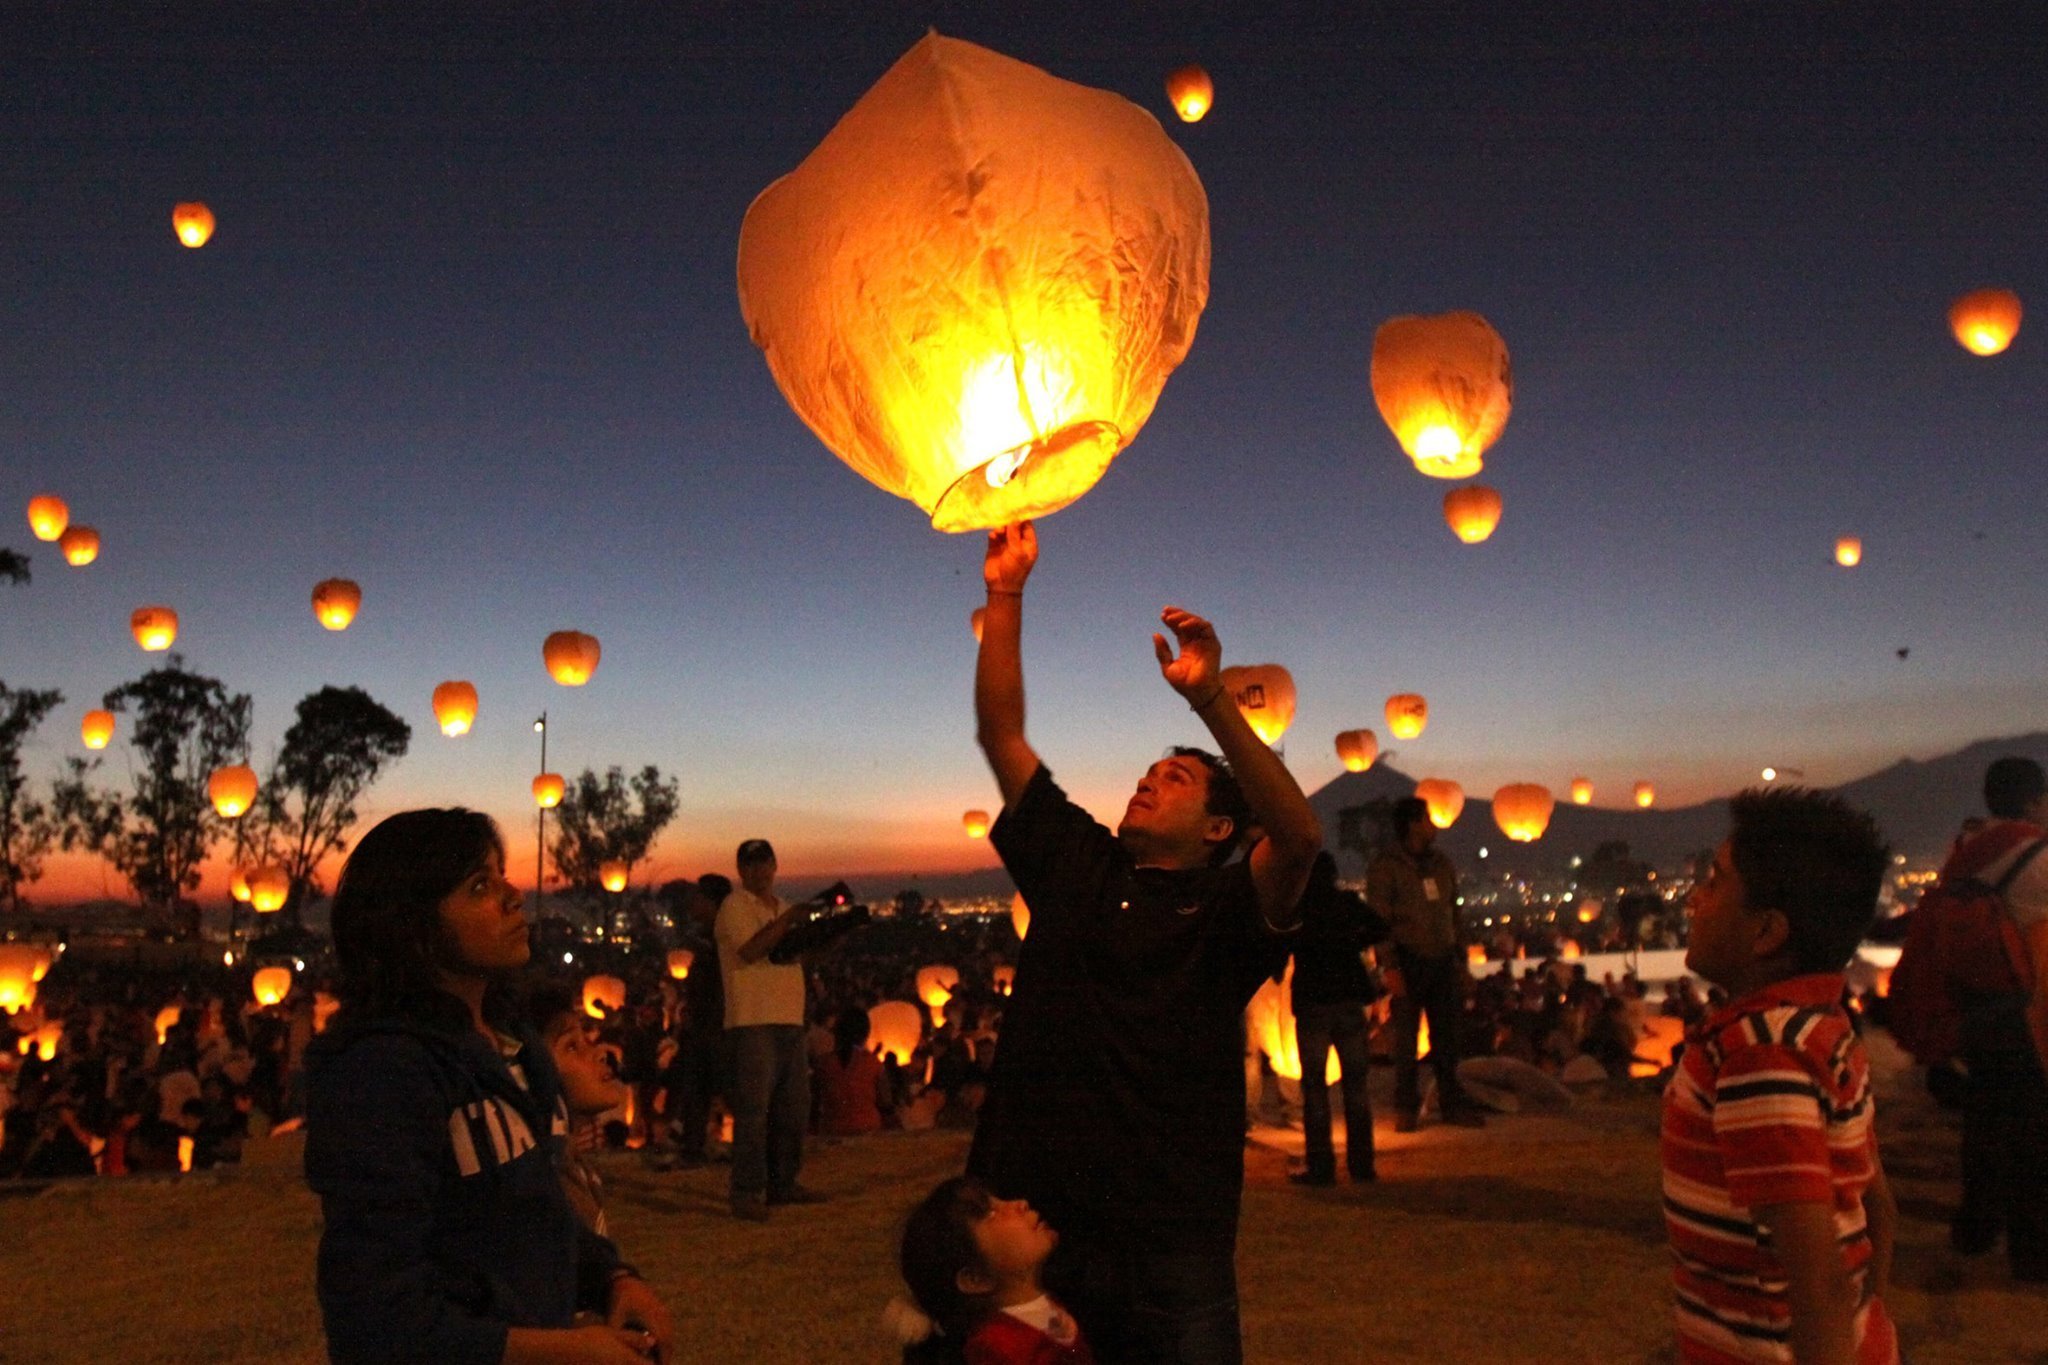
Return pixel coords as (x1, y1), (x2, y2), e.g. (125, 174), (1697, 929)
(0, 682), (64, 912)
(0, 549), (28, 586)
(254, 685), (411, 924)
(549, 765), (680, 896)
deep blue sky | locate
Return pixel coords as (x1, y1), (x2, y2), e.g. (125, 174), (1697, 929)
(3, 3), (2043, 894)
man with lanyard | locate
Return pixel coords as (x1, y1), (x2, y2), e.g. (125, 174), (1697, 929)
(967, 521), (1322, 1364)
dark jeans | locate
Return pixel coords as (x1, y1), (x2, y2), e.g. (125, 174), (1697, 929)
(1392, 947), (1470, 1118)
(1294, 1000), (1373, 1178)
(727, 1024), (809, 1201)
(669, 1028), (723, 1159)
(1956, 1006), (2048, 1276)
(1055, 1240), (1242, 1365)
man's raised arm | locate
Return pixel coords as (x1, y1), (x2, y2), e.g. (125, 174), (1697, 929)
(975, 522), (1042, 810)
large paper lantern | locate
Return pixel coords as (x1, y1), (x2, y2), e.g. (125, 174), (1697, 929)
(248, 865), (290, 913)
(80, 709), (115, 750)
(532, 773), (565, 809)
(1633, 781), (1656, 809)
(867, 1000), (924, 1065)
(131, 606), (178, 651)
(252, 966), (294, 1007)
(582, 975), (627, 1020)
(25, 495), (68, 541)
(59, 526), (99, 566)
(1371, 312), (1513, 479)
(1415, 778), (1464, 830)
(1834, 536), (1862, 568)
(0, 946), (40, 1011)
(208, 765), (259, 818)
(172, 202), (215, 248)
(432, 682), (478, 737)
(916, 964), (961, 1025)
(1492, 784), (1555, 842)
(1164, 64), (1213, 122)
(962, 809), (991, 839)
(1569, 776), (1593, 806)
(312, 579), (361, 631)
(599, 859), (629, 893)
(666, 948), (695, 981)
(1335, 729), (1379, 773)
(1949, 288), (2022, 356)
(543, 631), (601, 686)
(1385, 693), (1428, 740)
(1246, 960), (1342, 1083)
(1221, 664), (1296, 745)
(737, 33), (1211, 532)
(1442, 485), (1503, 544)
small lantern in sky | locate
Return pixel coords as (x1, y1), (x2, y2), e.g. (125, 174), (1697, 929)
(312, 579), (362, 631)
(1415, 778), (1465, 830)
(131, 606), (178, 652)
(1442, 485), (1504, 544)
(1466, 942), (1488, 967)
(1492, 784), (1555, 842)
(543, 631), (602, 686)
(1164, 64), (1213, 122)
(433, 682), (478, 737)
(532, 773), (565, 809)
(1335, 729), (1379, 773)
(25, 495), (68, 541)
(59, 526), (99, 566)
(208, 765), (259, 819)
(1569, 776), (1593, 806)
(1834, 536), (1862, 568)
(172, 202), (216, 248)
(252, 966), (294, 1007)
(80, 709), (115, 750)
(599, 860), (629, 894)
(1385, 693), (1429, 741)
(867, 1001), (924, 1065)
(667, 949), (695, 981)
(1948, 287), (2022, 356)
(248, 866), (290, 913)
(916, 964), (961, 1025)
(962, 809), (991, 839)
(737, 33), (1211, 532)
(1371, 311), (1513, 480)
(1633, 781), (1657, 809)
(582, 975), (627, 1020)
(1221, 664), (1296, 746)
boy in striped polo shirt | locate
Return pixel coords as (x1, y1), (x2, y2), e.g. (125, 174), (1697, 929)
(1663, 788), (1900, 1365)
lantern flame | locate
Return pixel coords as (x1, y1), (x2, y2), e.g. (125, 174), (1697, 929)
(1948, 288), (2021, 357)
(131, 606), (179, 652)
(252, 966), (294, 1007)
(172, 202), (215, 248)
(1569, 776), (1593, 806)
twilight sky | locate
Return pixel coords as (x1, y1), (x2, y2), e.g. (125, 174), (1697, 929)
(2, 3), (2043, 899)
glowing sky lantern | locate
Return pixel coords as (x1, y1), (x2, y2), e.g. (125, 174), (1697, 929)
(867, 1000), (924, 1065)
(1948, 287), (2022, 356)
(230, 868), (253, 904)
(252, 966), (294, 1007)
(1220, 664), (1296, 746)
(1334, 729), (1379, 773)
(1834, 536), (1862, 568)
(1415, 778), (1465, 830)
(0, 945), (40, 1012)
(737, 33), (1210, 532)
(1370, 311), (1513, 480)
(1010, 892), (1030, 942)
(992, 964), (1016, 996)
(433, 681), (478, 736)
(667, 948), (695, 981)
(1246, 961), (1342, 1083)
(916, 964), (961, 1025)
(1577, 901), (1600, 924)
(131, 606), (178, 651)
(532, 773), (565, 809)
(59, 525), (99, 566)
(1385, 693), (1428, 741)
(248, 865), (290, 913)
(543, 630), (602, 686)
(582, 975), (627, 1020)
(1164, 63), (1213, 122)
(1568, 776), (1593, 806)
(171, 202), (216, 248)
(25, 495), (68, 541)
(1633, 781), (1657, 809)
(80, 709), (115, 750)
(599, 859), (629, 893)
(1466, 942), (1487, 967)
(312, 578), (362, 631)
(1442, 485), (1504, 544)
(1492, 784), (1555, 842)
(1559, 938), (1583, 961)
(154, 1004), (184, 1045)
(207, 765), (259, 818)
(971, 607), (986, 642)
(962, 809), (991, 839)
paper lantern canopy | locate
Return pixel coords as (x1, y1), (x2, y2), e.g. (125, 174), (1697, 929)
(252, 966), (294, 1007)
(582, 975), (628, 1020)
(248, 865), (290, 913)
(0, 945), (41, 1012)
(1949, 288), (2022, 356)
(1334, 729), (1379, 773)
(962, 809), (991, 839)
(1221, 664), (1296, 745)
(312, 579), (362, 631)
(1569, 776), (1593, 806)
(916, 964), (961, 1025)
(1633, 781), (1657, 809)
(666, 948), (695, 981)
(532, 773), (565, 809)
(25, 495), (68, 541)
(1385, 693), (1428, 741)
(599, 860), (629, 893)
(867, 1000), (924, 1065)
(1442, 485), (1504, 544)
(543, 631), (601, 686)
(1415, 778), (1465, 830)
(172, 202), (216, 248)
(1491, 784), (1555, 842)
(1834, 537), (1862, 568)
(208, 765), (259, 819)
(737, 33), (1211, 532)
(131, 606), (178, 652)
(81, 709), (115, 750)
(59, 526), (99, 566)
(1371, 311), (1513, 480)
(433, 682), (478, 736)
(1164, 64), (1213, 122)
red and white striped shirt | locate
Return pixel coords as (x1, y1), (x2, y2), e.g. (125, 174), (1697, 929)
(1660, 973), (1898, 1364)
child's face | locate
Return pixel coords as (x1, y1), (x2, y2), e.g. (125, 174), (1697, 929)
(1684, 840), (1774, 986)
(549, 1019), (628, 1118)
(971, 1197), (1059, 1284)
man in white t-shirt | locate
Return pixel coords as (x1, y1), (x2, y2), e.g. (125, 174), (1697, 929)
(713, 838), (825, 1221)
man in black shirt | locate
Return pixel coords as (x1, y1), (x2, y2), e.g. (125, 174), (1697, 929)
(967, 521), (1321, 1365)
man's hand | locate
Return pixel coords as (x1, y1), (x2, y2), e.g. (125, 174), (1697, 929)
(1152, 606), (1221, 701)
(608, 1274), (673, 1361)
(985, 522), (1037, 593)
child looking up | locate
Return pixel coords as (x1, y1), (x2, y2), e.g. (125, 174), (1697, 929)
(530, 983), (632, 1241)
(899, 1176), (1094, 1365)
(1664, 789), (1899, 1365)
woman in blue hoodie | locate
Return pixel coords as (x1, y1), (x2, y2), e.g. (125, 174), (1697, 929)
(304, 808), (673, 1365)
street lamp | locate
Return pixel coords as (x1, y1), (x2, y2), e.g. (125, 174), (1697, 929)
(1760, 766), (1805, 783)
(534, 713), (547, 912)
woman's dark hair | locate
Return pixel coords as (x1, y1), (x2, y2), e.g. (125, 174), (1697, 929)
(900, 1176), (997, 1347)
(1726, 787), (1889, 973)
(834, 1007), (872, 1067)
(330, 808), (512, 1029)
(525, 979), (582, 1042)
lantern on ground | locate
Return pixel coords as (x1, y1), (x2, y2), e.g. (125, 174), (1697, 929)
(26, 495), (68, 541)
(1633, 781), (1656, 809)
(0, 946), (40, 1011)
(252, 967), (294, 1007)
(1164, 64), (1213, 122)
(1466, 942), (1487, 967)
(1559, 939), (1583, 961)
(131, 606), (178, 652)
(26, 1019), (63, 1062)
(59, 526), (99, 566)
(667, 949), (695, 981)
(208, 765), (259, 819)
(992, 964), (1016, 996)
(1834, 536), (1862, 568)
(543, 631), (602, 686)
(1335, 729), (1378, 773)
(1370, 312), (1513, 480)
(916, 964), (961, 1025)
(230, 868), (252, 904)
(582, 975), (627, 1020)
(1577, 901), (1600, 924)
(971, 607), (985, 642)
(1569, 776), (1593, 806)
(81, 709), (115, 750)
(962, 809), (991, 839)
(433, 682), (478, 736)
(532, 773), (565, 809)
(1010, 892), (1030, 942)
(1631, 1016), (1686, 1079)
(1221, 664), (1296, 746)
(1442, 485), (1504, 544)
(737, 33), (1211, 532)
(154, 1004), (184, 1045)
(312, 579), (361, 631)
(1949, 288), (2022, 356)
(867, 1000), (924, 1065)
(600, 860), (629, 894)
(1385, 693), (1428, 741)
(248, 866), (290, 913)
(1492, 784), (1555, 842)
(1415, 779), (1464, 830)
(172, 202), (215, 248)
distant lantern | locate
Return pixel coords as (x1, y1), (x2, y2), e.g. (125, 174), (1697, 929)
(1949, 287), (2022, 356)
(1633, 781), (1656, 809)
(737, 33), (1211, 532)
(1164, 64), (1213, 122)
(229, 868), (253, 903)
(666, 948), (695, 981)
(251, 967), (294, 1007)
(1370, 312), (1513, 480)
(172, 202), (216, 248)
(1492, 784), (1555, 842)
(867, 1000), (925, 1065)
(532, 773), (565, 809)
(1569, 776), (1593, 806)
(992, 964), (1016, 996)
(312, 579), (362, 631)
(1442, 485), (1504, 544)
(1385, 693), (1429, 741)
(207, 765), (259, 819)
(599, 860), (629, 894)
(248, 865), (290, 913)
(1221, 664), (1297, 746)
(80, 709), (115, 750)
(1334, 729), (1379, 773)
(1415, 778), (1465, 830)
(1466, 942), (1487, 967)
(58, 525), (100, 566)
(971, 607), (986, 642)
(543, 631), (602, 686)
(154, 1004), (184, 1045)
(962, 809), (991, 839)
(25, 495), (68, 541)
(1577, 901), (1600, 924)
(1834, 536), (1862, 568)
(130, 606), (178, 652)
(1559, 939), (1583, 961)
(1010, 892), (1030, 942)
(916, 964), (961, 1025)
(432, 681), (478, 736)
(0, 946), (40, 1011)
(582, 975), (628, 1020)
